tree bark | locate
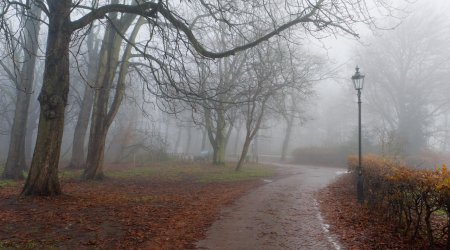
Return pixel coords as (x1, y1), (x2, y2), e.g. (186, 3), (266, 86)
(236, 131), (252, 171)
(68, 32), (98, 169)
(212, 109), (226, 164)
(3, 5), (42, 180)
(233, 123), (241, 156)
(21, 0), (72, 196)
(25, 106), (39, 162)
(83, 15), (141, 179)
(201, 129), (207, 151)
(235, 96), (268, 171)
(68, 85), (94, 169)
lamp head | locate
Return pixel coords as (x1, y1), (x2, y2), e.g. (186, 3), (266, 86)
(352, 66), (365, 90)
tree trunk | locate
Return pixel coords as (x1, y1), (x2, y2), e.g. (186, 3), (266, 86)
(25, 107), (39, 162)
(280, 116), (294, 162)
(235, 133), (252, 171)
(84, 127), (108, 179)
(212, 110), (226, 165)
(21, 0), (72, 196)
(3, 5), (42, 180)
(201, 129), (207, 151)
(212, 140), (226, 164)
(68, 31), (98, 169)
(235, 96), (268, 171)
(234, 123), (241, 156)
(253, 132), (259, 163)
(68, 86), (94, 169)
(83, 15), (140, 180)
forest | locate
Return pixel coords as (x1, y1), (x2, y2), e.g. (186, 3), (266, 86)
(0, 0), (450, 249)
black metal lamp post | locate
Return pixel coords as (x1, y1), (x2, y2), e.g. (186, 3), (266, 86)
(352, 66), (365, 203)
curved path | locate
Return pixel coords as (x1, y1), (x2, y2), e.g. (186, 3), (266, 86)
(196, 164), (345, 250)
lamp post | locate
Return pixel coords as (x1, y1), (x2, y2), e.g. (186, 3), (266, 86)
(352, 66), (365, 203)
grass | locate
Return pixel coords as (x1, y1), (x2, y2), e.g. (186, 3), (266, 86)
(0, 179), (17, 188)
(0, 161), (276, 188)
(0, 165), (20, 188)
(108, 161), (275, 182)
(199, 164), (274, 183)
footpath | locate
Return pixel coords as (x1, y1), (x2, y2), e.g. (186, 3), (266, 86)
(196, 164), (345, 250)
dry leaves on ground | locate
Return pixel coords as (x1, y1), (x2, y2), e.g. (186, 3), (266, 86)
(318, 174), (431, 250)
(0, 163), (263, 249)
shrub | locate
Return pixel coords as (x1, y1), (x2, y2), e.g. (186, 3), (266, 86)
(349, 155), (450, 248)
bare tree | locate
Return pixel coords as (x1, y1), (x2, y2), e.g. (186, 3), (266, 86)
(1, 4), (42, 179)
(83, 13), (144, 180)
(359, 6), (450, 156)
(67, 28), (100, 170)
(0, 0), (399, 195)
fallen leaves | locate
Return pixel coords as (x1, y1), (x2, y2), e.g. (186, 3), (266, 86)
(0, 164), (262, 249)
(318, 174), (431, 249)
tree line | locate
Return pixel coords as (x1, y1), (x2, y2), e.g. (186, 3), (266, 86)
(0, 0), (401, 196)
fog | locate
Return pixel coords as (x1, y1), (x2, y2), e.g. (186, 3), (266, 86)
(0, 0), (449, 181)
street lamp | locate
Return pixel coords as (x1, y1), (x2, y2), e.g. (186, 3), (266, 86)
(352, 66), (365, 203)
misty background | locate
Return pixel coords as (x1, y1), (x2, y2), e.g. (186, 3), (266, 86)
(0, 0), (449, 171)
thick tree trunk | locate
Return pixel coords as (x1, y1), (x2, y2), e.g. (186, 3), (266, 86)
(82, 41), (112, 179)
(212, 140), (226, 164)
(83, 15), (140, 180)
(21, 0), (72, 196)
(3, 5), (42, 180)
(4, 92), (29, 179)
(84, 127), (108, 179)
(68, 31), (98, 169)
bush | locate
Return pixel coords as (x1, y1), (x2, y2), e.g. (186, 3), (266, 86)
(349, 155), (450, 248)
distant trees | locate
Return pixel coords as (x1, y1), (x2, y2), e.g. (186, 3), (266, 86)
(67, 30), (99, 170)
(359, 6), (450, 156)
(197, 44), (248, 165)
(235, 41), (322, 170)
(1, 4), (42, 179)
(0, 0), (403, 195)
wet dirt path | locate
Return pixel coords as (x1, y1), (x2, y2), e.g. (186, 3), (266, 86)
(196, 164), (345, 250)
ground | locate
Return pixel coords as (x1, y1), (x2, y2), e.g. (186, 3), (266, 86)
(0, 161), (272, 249)
(3, 162), (425, 249)
(196, 163), (344, 250)
(318, 173), (432, 249)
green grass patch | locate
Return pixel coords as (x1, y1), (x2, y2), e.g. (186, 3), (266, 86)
(58, 169), (83, 180)
(108, 164), (176, 179)
(0, 165), (21, 188)
(107, 161), (275, 183)
(0, 179), (17, 188)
